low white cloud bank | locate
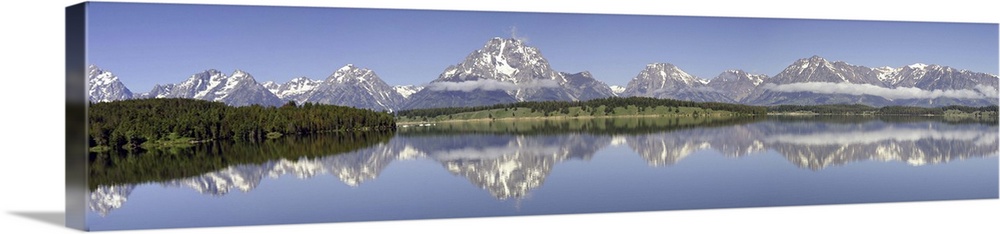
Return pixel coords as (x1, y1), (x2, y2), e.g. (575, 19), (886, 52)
(975, 84), (1000, 99)
(427, 79), (561, 92)
(762, 82), (999, 100)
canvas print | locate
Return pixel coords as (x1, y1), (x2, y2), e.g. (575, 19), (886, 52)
(68, 1), (999, 231)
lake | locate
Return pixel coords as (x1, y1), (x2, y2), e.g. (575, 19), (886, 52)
(85, 116), (999, 231)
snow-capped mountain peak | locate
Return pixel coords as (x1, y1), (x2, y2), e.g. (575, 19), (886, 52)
(232, 69), (249, 77)
(331, 64), (377, 84)
(404, 37), (592, 109)
(796, 56), (863, 72)
(806, 55), (828, 63)
(770, 56), (881, 85)
(183, 69), (223, 99)
(334, 64), (359, 80)
(621, 62), (729, 102)
(482, 37), (533, 65)
(707, 69), (769, 102)
(339, 63), (355, 72)
(791, 55), (835, 71)
(715, 69), (767, 86)
(443, 37), (557, 85)
(216, 69), (257, 98)
(87, 65), (133, 102)
(88, 65), (119, 86)
(303, 64), (404, 111)
(640, 63), (704, 86)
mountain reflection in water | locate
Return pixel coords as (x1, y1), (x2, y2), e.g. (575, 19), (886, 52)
(88, 117), (998, 216)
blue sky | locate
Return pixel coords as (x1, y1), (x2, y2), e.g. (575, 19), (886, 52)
(87, 2), (998, 92)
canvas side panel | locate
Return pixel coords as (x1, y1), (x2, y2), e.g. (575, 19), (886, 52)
(65, 2), (88, 231)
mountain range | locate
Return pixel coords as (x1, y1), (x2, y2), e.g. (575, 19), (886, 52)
(747, 56), (999, 107)
(157, 69), (284, 107)
(87, 37), (999, 109)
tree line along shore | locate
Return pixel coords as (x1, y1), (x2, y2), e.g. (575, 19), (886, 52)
(88, 97), (996, 152)
(395, 97), (997, 123)
(88, 98), (395, 152)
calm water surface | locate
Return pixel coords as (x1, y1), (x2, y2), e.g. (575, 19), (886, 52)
(86, 117), (999, 230)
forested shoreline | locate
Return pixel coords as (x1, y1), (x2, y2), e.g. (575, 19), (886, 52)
(395, 96), (997, 122)
(87, 97), (994, 152)
(88, 98), (396, 151)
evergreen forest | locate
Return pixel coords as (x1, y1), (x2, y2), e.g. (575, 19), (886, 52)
(88, 98), (396, 151)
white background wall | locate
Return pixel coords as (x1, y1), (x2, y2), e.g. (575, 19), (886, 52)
(1, 1), (997, 234)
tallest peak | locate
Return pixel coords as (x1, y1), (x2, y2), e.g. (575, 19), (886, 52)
(796, 55), (829, 65)
(487, 37), (523, 45)
(338, 64), (357, 71)
(907, 63), (929, 69)
(647, 63), (678, 69)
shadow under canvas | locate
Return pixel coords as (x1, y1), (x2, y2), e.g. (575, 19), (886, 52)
(9, 211), (65, 228)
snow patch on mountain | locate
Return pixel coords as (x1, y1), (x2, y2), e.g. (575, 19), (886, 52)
(267, 77), (321, 103)
(393, 85), (424, 99)
(609, 85), (626, 96)
(426, 79), (560, 92)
